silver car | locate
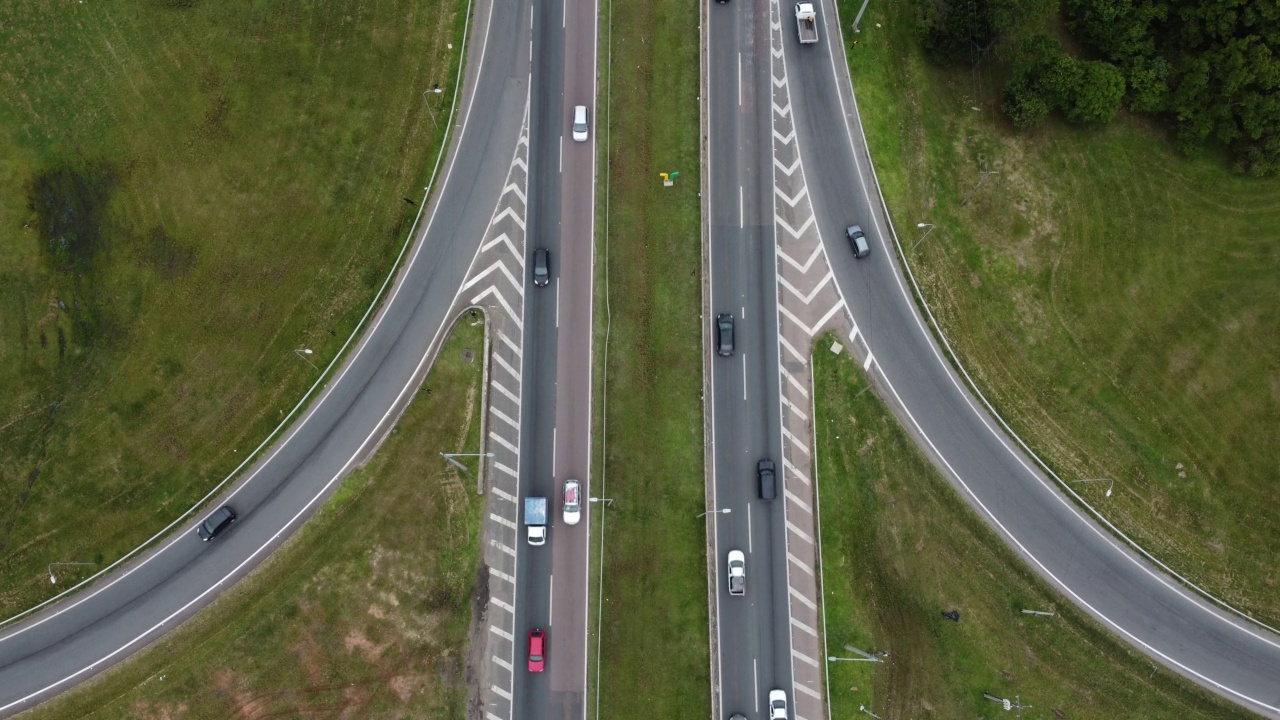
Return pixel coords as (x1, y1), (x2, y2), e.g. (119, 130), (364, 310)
(562, 479), (582, 525)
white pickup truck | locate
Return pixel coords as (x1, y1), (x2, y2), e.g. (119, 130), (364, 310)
(795, 2), (819, 44)
(727, 550), (746, 596)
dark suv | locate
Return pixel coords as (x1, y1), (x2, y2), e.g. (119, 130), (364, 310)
(846, 225), (871, 259)
(197, 505), (236, 541)
(716, 313), (735, 357)
(757, 459), (776, 501)
(532, 248), (551, 287)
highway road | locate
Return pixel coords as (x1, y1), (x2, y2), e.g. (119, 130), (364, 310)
(510, 0), (598, 716)
(706, 0), (794, 719)
(0, 0), (534, 714)
(782, 0), (1280, 715)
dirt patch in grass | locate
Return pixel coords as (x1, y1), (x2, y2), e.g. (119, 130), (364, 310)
(837, 0), (1280, 623)
(20, 319), (488, 719)
(0, 0), (470, 616)
(812, 336), (1252, 719)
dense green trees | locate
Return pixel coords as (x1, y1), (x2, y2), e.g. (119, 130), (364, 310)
(998, 35), (1124, 127)
(1066, 0), (1280, 175)
(919, 0), (1280, 175)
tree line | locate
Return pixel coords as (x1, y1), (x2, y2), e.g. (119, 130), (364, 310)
(917, 0), (1280, 176)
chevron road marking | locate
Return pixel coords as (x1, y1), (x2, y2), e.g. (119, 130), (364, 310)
(783, 456), (809, 480)
(471, 286), (523, 330)
(786, 521), (814, 544)
(489, 513), (517, 531)
(490, 568), (515, 583)
(792, 641), (819, 659)
(491, 683), (512, 700)
(790, 585), (817, 610)
(780, 365), (810, 398)
(774, 155), (800, 175)
(491, 597), (514, 613)
(490, 486), (517, 503)
(794, 682), (823, 700)
(501, 182), (526, 204)
(491, 380), (521, 406)
(788, 552), (814, 574)
(492, 654), (513, 671)
(808, 298), (847, 335)
(480, 232), (524, 264)
(489, 430), (519, 455)
(863, 352), (875, 371)
(492, 206), (525, 231)
(498, 331), (522, 357)
(778, 270), (833, 305)
(778, 304), (814, 337)
(785, 488), (812, 514)
(492, 406), (520, 430)
(493, 461), (518, 478)
(490, 539), (517, 558)
(782, 426), (811, 455)
(779, 334), (807, 365)
(775, 214), (815, 240)
(781, 394), (809, 421)
(774, 184), (809, 208)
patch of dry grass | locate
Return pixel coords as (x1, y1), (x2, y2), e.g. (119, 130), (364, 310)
(21, 318), (488, 719)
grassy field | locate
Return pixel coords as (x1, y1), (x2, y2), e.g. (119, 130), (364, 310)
(21, 317), (487, 720)
(836, 0), (1280, 622)
(812, 336), (1252, 719)
(0, 0), (468, 616)
(588, 0), (709, 714)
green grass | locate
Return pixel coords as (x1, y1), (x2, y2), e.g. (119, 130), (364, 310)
(836, 0), (1280, 622)
(589, 0), (709, 715)
(812, 335), (1252, 719)
(0, 0), (469, 616)
(21, 316), (488, 719)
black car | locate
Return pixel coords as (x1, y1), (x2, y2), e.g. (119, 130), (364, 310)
(532, 247), (551, 287)
(716, 313), (735, 357)
(846, 224), (871, 259)
(197, 505), (236, 541)
(757, 459), (776, 501)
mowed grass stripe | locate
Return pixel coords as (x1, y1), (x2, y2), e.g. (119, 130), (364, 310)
(592, 0), (709, 714)
(0, 0), (468, 616)
(837, 0), (1280, 623)
(20, 318), (489, 719)
(812, 335), (1251, 720)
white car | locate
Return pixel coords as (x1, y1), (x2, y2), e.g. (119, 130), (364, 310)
(768, 690), (788, 720)
(571, 105), (589, 142)
(562, 479), (581, 525)
(727, 550), (745, 596)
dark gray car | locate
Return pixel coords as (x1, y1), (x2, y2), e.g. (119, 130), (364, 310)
(716, 313), (735, 357)
(197, 505), (236, 541)
(532, 247), (550, 287)
(846, 224), (870, 259)
(757, 459), (776, 501)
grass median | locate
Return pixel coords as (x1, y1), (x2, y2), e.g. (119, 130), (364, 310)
(835, 0), (1280, 622)
(588, 0), (709, 714)
(812, 336), (1251, 719)
(0, 0), (468, 616)
(22, 316), (488, 719)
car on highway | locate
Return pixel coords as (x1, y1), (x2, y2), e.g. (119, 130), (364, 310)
(768, 689), (788, 720)
(196, 505), (236, 541)
(728, 715), (747, 720)
(572, 105), (589, 142)
(846, 224), (870, 259)
(716, 313), (735, 357)
(727, 549), (745, 596)
(532, 247), (551, 287)
(563, 479), (582, 525)
(528, 629), (546, 672)
(757, 458), (776, 501)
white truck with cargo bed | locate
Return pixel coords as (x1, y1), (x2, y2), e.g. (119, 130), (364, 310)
(795, 2), (819, 43)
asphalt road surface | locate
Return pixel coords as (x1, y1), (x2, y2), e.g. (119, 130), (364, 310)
(707, 0), (795, 718)
(785, 0), (1280, 715)
(510, 0), (598, 716)
(0, 0), (532, 714)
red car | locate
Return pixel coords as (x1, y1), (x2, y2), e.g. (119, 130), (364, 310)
(528, 629), (546, 672)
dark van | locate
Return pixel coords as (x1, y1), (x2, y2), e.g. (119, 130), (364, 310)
(757, 459), (776, 501)
(197, 505), (236, 541)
